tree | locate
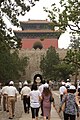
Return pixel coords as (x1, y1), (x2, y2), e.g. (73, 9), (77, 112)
(44, 0), (80, 34)
(64, 35), (80, 86)
(0, 0), (39, 83)
(40, 46), (75, 82)
(44, 0), (80, 84)
(0, 49), (29, 83)
(56, 62), (75, 82)
(40, 46), (60, 81)
(0, 0), (40, 48)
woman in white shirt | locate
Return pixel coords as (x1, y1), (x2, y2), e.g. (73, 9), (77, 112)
(29, 83), (41, 120)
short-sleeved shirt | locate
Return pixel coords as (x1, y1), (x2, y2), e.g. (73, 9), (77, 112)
(61, 93), (79, 115)
(59, 86), (66, 95)
(2, 86), (9, 95)
(38, 84), (44, 94)
(29, 90), (41, 108)
(21, 86), (31, 96)
(7, 86), (18, 97)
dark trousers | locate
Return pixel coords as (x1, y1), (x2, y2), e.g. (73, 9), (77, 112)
(19, 88), (22, 94)
(60, 94), (63, 102)
(23, 96), (30, 113)
(31, 107), (39, 118)
(41, 100), (43, 115)
(64, 112), (76, 120)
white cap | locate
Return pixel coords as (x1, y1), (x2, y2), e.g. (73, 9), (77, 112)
(9, 81), (14, 85)
(62, 82), (65, 85)
(69, 85), (76, 90)
(23, 81), (28, 85)
(67, 79), (70, 82)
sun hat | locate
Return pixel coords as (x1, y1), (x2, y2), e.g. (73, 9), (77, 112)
(69, 85), (76, 90)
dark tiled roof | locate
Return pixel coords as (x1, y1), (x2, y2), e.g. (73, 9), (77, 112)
(14, 29), (60, 33)
(20, 19), (51, 24)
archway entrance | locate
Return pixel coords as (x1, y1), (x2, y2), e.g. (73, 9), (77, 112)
(34, 74), (42, 83)
(31, 71), (42, 84)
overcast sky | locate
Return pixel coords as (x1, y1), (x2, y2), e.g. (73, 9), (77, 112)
(8, 0), (71, 49)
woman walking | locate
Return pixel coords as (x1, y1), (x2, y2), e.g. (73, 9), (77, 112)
(59, 85), (79, 120)
(42, 87), (55, 120)
(29, 83), (41, 120)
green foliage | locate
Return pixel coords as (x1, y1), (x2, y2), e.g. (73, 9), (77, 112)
(0, 0), (40, 48)
(70, 34), (80, 50)
(56, 62), (75, 81)
(27, 80), (31, 84)
(64, 35), (80, 85)
(40, 46), (60, 80)
(0, 49), (29, 83)
(0, 0), (39, 83)
(44, 0), (80, 34)
(65, 35), (80, 68)
(40, 46), (76, 82)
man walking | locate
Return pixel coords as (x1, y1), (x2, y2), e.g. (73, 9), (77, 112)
(21, 81), (31, 113)
(59, 81), (66, 102)
(7, 81), (18, 119)
(1, 82), (9, 111)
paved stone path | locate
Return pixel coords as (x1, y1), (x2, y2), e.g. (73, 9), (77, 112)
(0, 91), (61, 120)
(0, 95), (23, 120)
(0, 91), (79, 120)
(19, 104), (61, 120)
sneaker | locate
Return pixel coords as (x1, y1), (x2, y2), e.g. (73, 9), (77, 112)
(6, 110), (9, 112)
(13, 115), (15, 117)
(46, 117), (48, 119)
(9, 117), (13, 119)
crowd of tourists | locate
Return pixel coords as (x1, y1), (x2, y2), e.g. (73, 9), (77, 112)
(0, 78), (80, 120)
(0, 79), (55, 120)
(20, 79), (55, 120)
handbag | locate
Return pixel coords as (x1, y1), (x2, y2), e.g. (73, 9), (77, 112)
(50, 95), (54, 102)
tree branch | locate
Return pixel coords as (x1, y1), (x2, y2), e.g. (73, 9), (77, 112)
(68, 24), (80, 32)
(0, 0), (4, 7)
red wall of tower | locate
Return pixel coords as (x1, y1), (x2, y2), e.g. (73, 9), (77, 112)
(21, 38), (58, 49)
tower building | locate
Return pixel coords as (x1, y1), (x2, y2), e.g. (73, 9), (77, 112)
(14, 19), (61, 49)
